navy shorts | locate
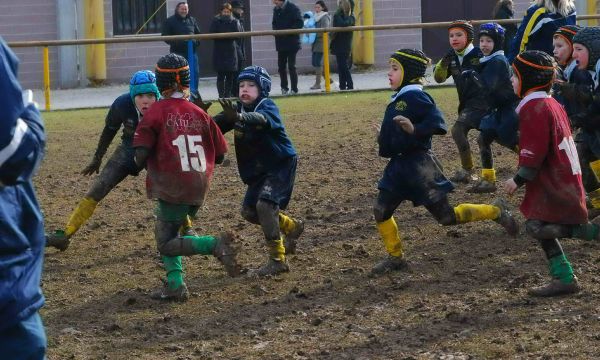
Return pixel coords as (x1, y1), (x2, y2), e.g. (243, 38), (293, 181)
(378, 151), (454, 207)
(243, 156), (297, 210)
(456, 106), (488, 130)
(479, 106), (519, 149)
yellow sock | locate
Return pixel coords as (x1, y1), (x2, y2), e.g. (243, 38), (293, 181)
(454, 203), (500, 224)
(279, 213), (296, 235)
(179, 215), (193, 234)
(269, 237), (286, 262)
(481, 168), (496, 182)
(590, 160), (600, 182)
(589, 188), (600, 209)
(376, 217), (403, 257)
(65, 197), (98, 236)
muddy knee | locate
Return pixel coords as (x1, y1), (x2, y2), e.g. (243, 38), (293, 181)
(155, 220), (181, 256)
(256, 200), (280, 240)
(451, 123), (471, 152)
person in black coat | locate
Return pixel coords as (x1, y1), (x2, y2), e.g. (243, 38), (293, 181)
(330, 0), (355, 90)
(231, 0), (247, 96)
(161, 2), (202, 91)
(493, 0), (517, 53)
(210, 3), (242, 98)
(272, 0), (304, 95)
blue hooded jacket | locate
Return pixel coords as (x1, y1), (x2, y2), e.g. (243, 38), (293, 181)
(0, 36), (46, 331)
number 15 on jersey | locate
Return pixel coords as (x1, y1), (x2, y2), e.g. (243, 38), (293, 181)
(172, 134), (207, 172)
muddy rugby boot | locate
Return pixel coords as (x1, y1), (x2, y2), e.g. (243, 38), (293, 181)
(450, 168), (476, 184)
(283, 219), (304, 255)
(250, 258), (289, 277)
(370, 255), (408, 276)
(528, 277), (580, 297)
(45, 230), (71, 251)
(213, 232), (242, 277)
(492, 198), (519, 237)
(467, 179), (497, 193)
(150, 282), (189, 302)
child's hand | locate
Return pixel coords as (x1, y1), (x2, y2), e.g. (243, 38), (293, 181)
(218, 98), (240, 123)
(393, 115), (414, 134)
(503, 178), (518, 196)
(372, 122), (381, 137)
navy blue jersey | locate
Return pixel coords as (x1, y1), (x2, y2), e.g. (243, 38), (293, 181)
(217, 97), (296, 184)
(105, 93), (140, 147)
(479, 51), (516, 109)
(378, 85), (447, 158)
(377, 85), (453, 206)
(435, 45), (484, 111)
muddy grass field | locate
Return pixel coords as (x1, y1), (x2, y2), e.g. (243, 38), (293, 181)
(38, 89), (600, 359)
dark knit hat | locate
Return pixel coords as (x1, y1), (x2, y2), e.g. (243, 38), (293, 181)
(389, 49), (430, 89)
(238, 65), (272, 98)
(554, 25), (580, 46)
(572, 26), (600, 71)
(449, 20), (474, 44)
(230, 0), (244, 9)
(155, 53), (190, 94)
(511, 50), (556, 98)
(479, 22), (506, 53)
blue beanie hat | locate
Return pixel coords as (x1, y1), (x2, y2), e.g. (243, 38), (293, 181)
(238, 65), (272, 98)
(129, 70), (160, 101)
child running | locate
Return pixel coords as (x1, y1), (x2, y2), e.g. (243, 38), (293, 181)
(214, 66), (303, 277)
(468, 22), (519, 193)
(45, 70), (161, 251)
(133, 54), (240, 302)
(504, 50), (600, 297)
(433, 20), (487, 184)
(372, 49), (518, 276)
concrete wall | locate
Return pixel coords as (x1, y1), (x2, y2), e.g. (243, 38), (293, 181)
(0, 0), (59, 90)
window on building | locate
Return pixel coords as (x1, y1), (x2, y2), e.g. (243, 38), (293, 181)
(112, 0), (166, 36)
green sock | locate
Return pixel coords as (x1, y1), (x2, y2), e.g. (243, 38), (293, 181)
(549, 254), (574, 284)
(183, 235), (217, 255)
(571, 223), (599, 241)
(162, 256), (184, 290)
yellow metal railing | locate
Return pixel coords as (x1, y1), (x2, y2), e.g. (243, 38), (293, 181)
(8, 14), (600, 110)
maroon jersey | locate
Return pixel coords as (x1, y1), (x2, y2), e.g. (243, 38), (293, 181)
(516, 92), (587, 224)
(133, 98), (228, 205)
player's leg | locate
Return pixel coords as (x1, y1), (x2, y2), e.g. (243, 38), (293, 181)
(278, 50), (289, 94)
(443, 198), (519, 236)
(46, 145), (131, 251)
(525, 220), (580, 297)
(450, 120), (475, 183)
(156, 201), (241, 280)
(469, 130), (497, 193)
(275, 156), (303, 254)
(371, 189), (407, 276)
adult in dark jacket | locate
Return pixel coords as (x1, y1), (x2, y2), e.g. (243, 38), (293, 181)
(272, 0), (304, 95)
(231, 0), (247, 95)
(506, 0), (576, 63)
(210, 3), (242, 98)
(0, 36), (47, 359)
(493, 0), (518, 53)
(161, 2), (202, 90)
(330, 0), (355, 90)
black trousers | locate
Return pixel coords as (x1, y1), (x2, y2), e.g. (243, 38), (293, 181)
(216, 71), (237, 98)
(277, 50), (299, 92)
(335, 53), (353, 90)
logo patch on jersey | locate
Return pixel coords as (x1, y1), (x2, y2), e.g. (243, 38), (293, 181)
(395, 101), (407, 112)
(520, 148), (535, 158)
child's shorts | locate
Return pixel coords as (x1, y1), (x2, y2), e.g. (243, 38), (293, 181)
(243, 156), (297, 210)
(456, 106), (488, 130)
(378, 150), (454, 207)
(479, 105), (519, 148)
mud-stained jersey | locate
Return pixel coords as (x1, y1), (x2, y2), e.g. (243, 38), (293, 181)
(133, 98), (228, 205)
(516, 92), (587, 224)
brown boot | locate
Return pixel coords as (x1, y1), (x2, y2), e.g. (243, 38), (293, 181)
(528, 277), (580, 297)
(150, 282), (189, 302)
(251, 258), (290, 277)
(492, 198), (519, 237)
(45, 230), (71, 251)
(283, 219), (304, 255)
(213, 232), (241, 277)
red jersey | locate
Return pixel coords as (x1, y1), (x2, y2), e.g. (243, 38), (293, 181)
(133, 98), (228, 205)
(516, 92), (587, 224)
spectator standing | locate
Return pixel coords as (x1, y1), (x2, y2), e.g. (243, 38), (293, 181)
(310, 1), (331, 90)
(0, 36), (47, 359)
(507, 0), (576, 62)
(231, 0), (247, 96)
(493, 0), (518, 53)
(161, 2), (202, 90)
(210, 3), (242, 98)
(330, 0), (355, 90)
(272, 0), (304, 95)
